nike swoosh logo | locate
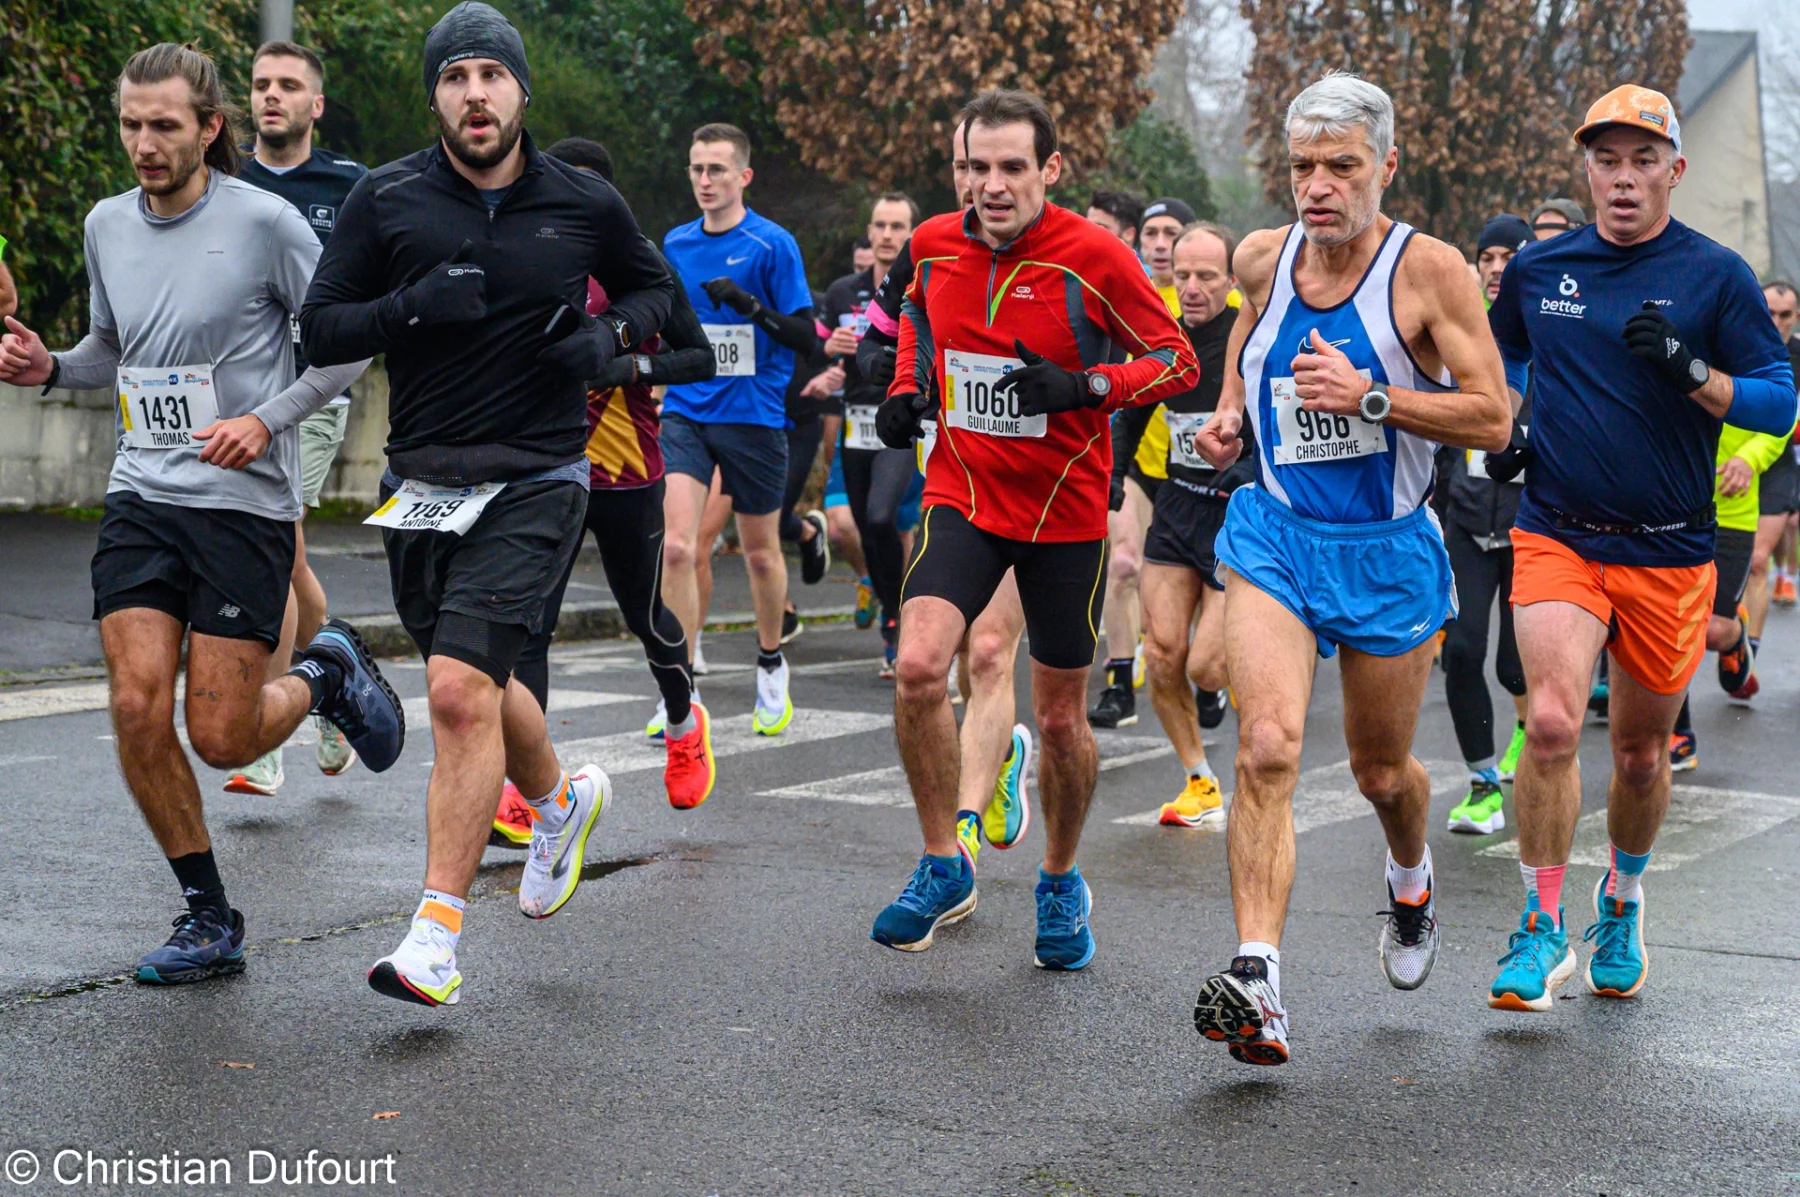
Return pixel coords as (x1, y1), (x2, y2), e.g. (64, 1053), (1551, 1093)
(549, 786), (585, 879)
(726, 255), (750, 265)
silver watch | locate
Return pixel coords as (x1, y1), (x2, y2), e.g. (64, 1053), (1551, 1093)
(633, 353), (653, 381)
(1359, 380), (1391, 424)
(1086, 372), (1112, 400)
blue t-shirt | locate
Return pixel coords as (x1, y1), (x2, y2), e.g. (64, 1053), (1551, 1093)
(1489, 220), (1790, 566)
(662, 208), (813, 428)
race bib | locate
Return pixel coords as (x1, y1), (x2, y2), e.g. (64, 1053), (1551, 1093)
(843, 403), (884, 452)
(839, 310), (871, 338)
(942, 350), (1046, 438)
(117, 364), (220, 450)
(702, 323), (757, 377)
(365, 479), (506, 535)
(1270, 373), (1384, 466)
(1165, 409), (1212, 472)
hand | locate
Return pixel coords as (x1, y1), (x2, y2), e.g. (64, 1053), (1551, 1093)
(1195, 408), (1244, 470)
(864, 343), (896, 389)
(192, 413), (272, 469)
(1623, 301), (1704, 393)
(993, 339), (1095, 417)
(800, 363), (845, 400)
(1291, 328), (1369, 414)
(0, 316), (53, 386)
(592, 352), (637, 392)
(1717, 454), (1753, 497)
(398, 240), (487, 327)
(701, 277), (758, 316)
(1109, 474), (1126, 512)
(537, 304), (619, 385)
(1483, 421), (1532, 483)
(823, 325), (859, 358)
(877, 390), (930, 448)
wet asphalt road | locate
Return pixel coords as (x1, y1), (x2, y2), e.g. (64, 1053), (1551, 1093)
(0, 606), (1796, 1195)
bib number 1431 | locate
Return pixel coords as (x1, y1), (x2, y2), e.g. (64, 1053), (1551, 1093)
(117, 364), (220, 450)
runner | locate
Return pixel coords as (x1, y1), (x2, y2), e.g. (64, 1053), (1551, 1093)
(1485, 85), (1795, 1011)
(230, 39), (368, 794)
(1084, 189), (1143, 248)
(1187, 73), (1512, 1063)
(1529, 198), (1587, 241)
(660, 121), (815, 736)
(1440, 213), (1534, 835)
(0, 42), (393, 985)
(1109, 221), (1247, 827)
(1746, 280), (1800, 632)
(871, 89), (1198, 968)
(299, 2), (676, 1005)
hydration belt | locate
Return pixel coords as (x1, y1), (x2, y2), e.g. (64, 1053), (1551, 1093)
(1541, 503), (1715, 537)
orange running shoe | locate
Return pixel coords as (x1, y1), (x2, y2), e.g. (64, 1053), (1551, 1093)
(489, 781), (533, 848)
(665, 701), (717, 810)
(1774, 574), (1797, 607)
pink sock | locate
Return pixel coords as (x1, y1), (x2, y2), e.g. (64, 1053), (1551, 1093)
(1532, 864), (1566, 928)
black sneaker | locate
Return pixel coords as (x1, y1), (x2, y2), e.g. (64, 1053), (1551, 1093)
(799, 509), (830, 585)
(298, 619), (405, 772)
(780, 607), (803, 644)
(136, 907), (246, 985)
(1196, 687), (1228, 730)
(1087, 683), (1136, 728)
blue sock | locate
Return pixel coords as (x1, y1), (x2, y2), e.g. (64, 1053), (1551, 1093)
(1606, 844), (1651, 904)
(1468, 761), (1500, 785)
(926, 852), (963, 877)
(1039, 864), (1080, 883)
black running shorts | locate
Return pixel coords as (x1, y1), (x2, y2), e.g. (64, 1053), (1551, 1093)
(901, 505), (1106, 670)
(1142, 481), (1228, 589)
(1713, 526), (1755, 618)
(91, 491), (295, 645)
(1759, 446), (1799, 516)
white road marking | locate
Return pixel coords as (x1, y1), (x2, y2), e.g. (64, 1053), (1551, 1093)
(555, 708), (892, 779)
(0, 682), (111, 722)
(760, 735), (1172, 807)
(1479, 783), (1800, 870)
(1111, 758), (1466, 828)
(0, 753), (56, 767)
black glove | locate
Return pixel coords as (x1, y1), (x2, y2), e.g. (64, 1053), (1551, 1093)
(877, 391), (930, 449)
(1623, 301), (1706, 392)
(536, 304), (619, 385)
(702, 277), (759, 316)
(993, 339), (1100, 417)
(592, 352), (637, 392)
(1108, 474), (1126, 512)
(865, 343), (896, 389)
(399, 240), (487, 327)
(1482, 421), (1533, 484)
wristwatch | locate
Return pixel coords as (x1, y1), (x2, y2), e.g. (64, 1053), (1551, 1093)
(605, 316), (633, 351)
(632, 353), (653, 382)
(1085, 371), (1112, 402)
(1358, 379), (1391, 424)
(1688, 358), (1710, 389)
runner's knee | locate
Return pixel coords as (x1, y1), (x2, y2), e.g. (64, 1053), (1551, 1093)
(1348, 753), (1413, 805)
(966, 625), (1017, 689)
(1237, 716), (1302, 792)
(426, 657), (505, 736)
(1188, 653), (1227, 694)
(1524, 704), (1582, 764)
(894, 641), (948, 704)
(1612, 736), (1667, 792)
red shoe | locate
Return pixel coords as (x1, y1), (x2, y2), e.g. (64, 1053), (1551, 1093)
(664, 701), (717, 810)
(1774, 575), (1797, 607)
(489, 781), (533, 848)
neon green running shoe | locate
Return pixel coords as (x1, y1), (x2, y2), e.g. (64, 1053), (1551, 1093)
(1447, 778), (1506, 835)
(982, 724), (1033, 849)
(956, 810), (983, 870)
(1498, 723), (1526, 782)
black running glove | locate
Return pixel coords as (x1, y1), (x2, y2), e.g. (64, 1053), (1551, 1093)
(1623, 301), (1706, 392)
(702, 277), (759, 317)
(993, 339), (1100, 417)
(877, 391), (930, 449)
(864, 342), (897, 389)
(398, 240), (488, 327)
(1482, 420), (1533, 484)
(536, 304), (620, 385)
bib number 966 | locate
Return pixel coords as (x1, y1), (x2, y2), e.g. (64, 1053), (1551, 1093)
(1270, 374), (1384, 466)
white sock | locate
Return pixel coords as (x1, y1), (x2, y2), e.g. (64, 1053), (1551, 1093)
(417, 890), (464, 947)
(526, 773), (572, 830)
(666, 711), (697, 741)
(1386, 845), (1433, 904)
(1186, 758), (1216, 781)
(1238, 940), (1280, 997)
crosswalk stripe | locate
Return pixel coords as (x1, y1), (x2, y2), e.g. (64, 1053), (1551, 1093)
(1479, 783), (1800, 870)
(555, 708), (892, 779)
(1111, 758), (1467, 828)
(403, 689), (643, 726)
(0, 682), (111, 723)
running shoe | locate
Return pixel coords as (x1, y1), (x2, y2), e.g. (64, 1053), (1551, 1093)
(1378, 881), (1438, 990)
(956, 810), (983, 869)
(753, 658), (793, 735)
(1583, 873), (1648, 998)
(1447, 779), (1506, 835)
(1497, 722), (1526, 782)
(1194, 956), (1290, 1066)
(1196, 687), (1229, 731)
(1159, 775), (1225, 827)
(780, 607), (804, 644)
(1034, 867), (1095, 970)
(1669, 730), (1698, 772)
(1087, 683), (1136, 728)
(692, 634), (709, 676)
(135, 907), (246, 985)
(645, 697), (667, 742)
(1717, 610), (1755, 696)
(490, 781), (532, 848)
(947, 669), (964, 707)
(368, 914), (461, 1007)
(518, 764), (609, 920)
(299, 618), (405, 773)
(315, 715), (356, 775)
(854, 577), (877, 629)
(665, 702), (716, 810)
(1132, 641), (1146, 689)
(1488, 896), (1575, 1012)
(1587, 679), (1609, 722)
(799, 510), (831, 585)
(1774, 573), (1797, 607)
(982, 724), (1033, 850)
(223, 747), (284, 796)
(870, 854), (976, 951)
(879, 641), (896, 680)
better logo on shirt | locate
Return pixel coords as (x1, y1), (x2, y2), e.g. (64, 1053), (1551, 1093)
(1541, 274), (1586, 319)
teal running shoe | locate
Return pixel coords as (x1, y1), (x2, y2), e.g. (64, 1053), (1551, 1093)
(137, 907), (246, 985)
(871, 855), (975, 951)
(982, 724), (1033, 849)
(1033, 866), (1094, 971)
(1582, 873), (1648, 998)
(1488, 895), (1575, 1012)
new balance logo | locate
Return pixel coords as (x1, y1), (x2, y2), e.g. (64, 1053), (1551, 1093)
(217, 604), (241, 619)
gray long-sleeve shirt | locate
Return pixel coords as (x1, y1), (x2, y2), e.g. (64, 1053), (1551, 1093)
(56, 171), (366, 521)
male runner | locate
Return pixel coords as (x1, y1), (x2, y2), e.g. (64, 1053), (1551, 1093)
(1747, 280), (1800, 624)
(1187, 73), (1512, 1063)
(661, 122), (814, 736)
(1110, 221), (1246, 827)
(1085, 189), (1143, 248)
(1529, 198), (1586, 241)
(300, 2), (675, 1006)
(1441, 213), (1534, 834)
(231, 39), (368, 792)
(872, 89), (1198, 968)
(0, 42), (394, 984)
(1486, 85), (1795, 1011)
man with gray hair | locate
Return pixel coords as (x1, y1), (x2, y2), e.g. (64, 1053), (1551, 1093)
(1189, 71), (1512, 1064)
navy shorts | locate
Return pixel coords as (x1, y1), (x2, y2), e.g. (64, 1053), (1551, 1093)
(661, 414), (788, 516)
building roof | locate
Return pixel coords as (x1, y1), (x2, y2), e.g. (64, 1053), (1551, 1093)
(1679, 30), (1758, 118)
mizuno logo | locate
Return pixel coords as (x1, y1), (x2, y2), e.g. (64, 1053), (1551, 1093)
(1409, 621), (1432, 635)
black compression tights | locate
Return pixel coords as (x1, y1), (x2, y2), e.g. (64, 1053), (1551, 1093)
(1442, 524), (1524, 766)
(840, 445), (915, 626)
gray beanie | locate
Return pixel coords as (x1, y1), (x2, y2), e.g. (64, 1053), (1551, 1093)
(423, 2), (531, 104)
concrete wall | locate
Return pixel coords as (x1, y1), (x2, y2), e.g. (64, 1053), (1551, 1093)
(1672, 54), (1773, 276)
(0, 367), (391, 510)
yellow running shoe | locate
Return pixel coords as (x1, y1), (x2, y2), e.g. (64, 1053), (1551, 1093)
(1133, 640), (1146, 689)
(1159, 775), (1225, 827)
(956, 810), (982, 870)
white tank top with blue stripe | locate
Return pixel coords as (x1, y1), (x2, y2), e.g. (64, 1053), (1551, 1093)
(1240, 221), (1452, 524)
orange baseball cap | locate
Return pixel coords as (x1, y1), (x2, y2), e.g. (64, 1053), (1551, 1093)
(1574, 85), (1682, 153)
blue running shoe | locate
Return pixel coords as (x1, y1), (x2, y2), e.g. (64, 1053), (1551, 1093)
(1583, 873), (1648, 998)
(871, 855), (976, 951)
(1034, 866), (1094, 970)
(298, 619), (405, 773)
(136, 907), (246, 985)
(1488, 895), (1576, 1012)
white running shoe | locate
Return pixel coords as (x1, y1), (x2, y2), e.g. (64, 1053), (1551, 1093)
(368, 916), (462, 1007)
(1379, 882), (1439, 990)
(753, 658), (793, 735)
(519, 765), (609, 920)
(1194, 956), (1290, 1066)
(315, 715), (357, 775)
(645, 697), (667, 741)
(223, 748), (284, 796)
(691, 633), (709, 677)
